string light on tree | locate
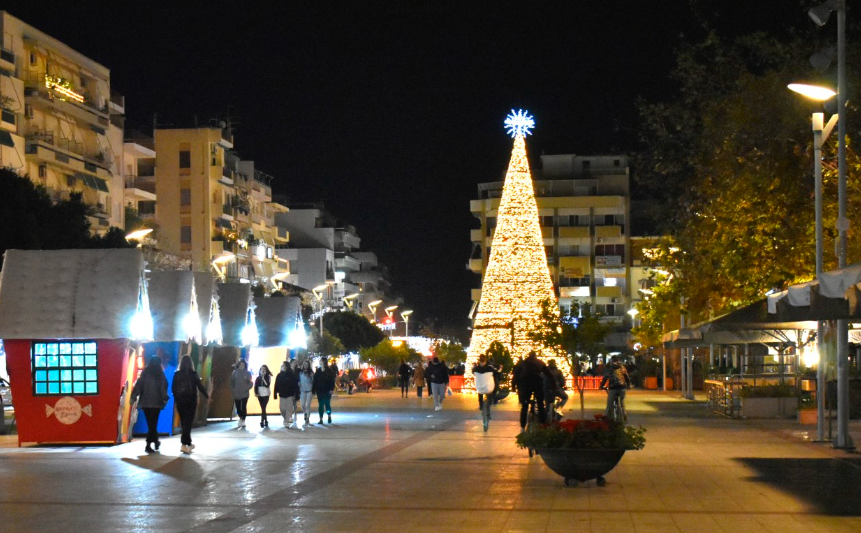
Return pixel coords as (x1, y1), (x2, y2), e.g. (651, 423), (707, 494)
(465, 110), (564, 390)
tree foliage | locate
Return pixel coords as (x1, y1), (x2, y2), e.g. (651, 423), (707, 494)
(484, 340), (514, 380)
(308, 330), (345, 358)
(432, 340), (467, 366)
(0, 168), (133, 268)
(359, 338), (421, 375)
(634, 30), (861, 332)
(323, 311), (385, 352)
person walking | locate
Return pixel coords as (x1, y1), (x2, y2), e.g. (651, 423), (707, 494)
(299, 359), (314, 425)
(172, 355), (209, 454)
(274, 362), (300, 428)
(254, 365), (273, 428)
(130, 356), (168, 453)
(230, 359), (253, 428)
(473, 354), (496, 431)
(398, 359), (412, 398)
(312, 358), (336, 424)
(600, 355), (631, 421)
(427, 356), (449, 411)
(413, 361), (426, 398)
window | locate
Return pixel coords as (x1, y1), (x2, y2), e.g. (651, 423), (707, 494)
(30, 52), (37, 65)
(38, 165), (47, 178)
(595, 244), (625, 257)
(614, 159), (621, 167)
(582, 160), (591, 170)
(540, 216), (554, 227)
(180, 225), (191, 244)
(139, 201), (155, 215)
(577, 215), (590, 226)
(180, 188), (191, 206)
(179, 150), (191, 169)
(32, 341), (98, 395)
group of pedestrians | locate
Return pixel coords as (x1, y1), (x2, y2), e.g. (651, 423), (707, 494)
(396, 357), (451, 410)
(512, 351), (568, 431)
(131, 353), (342, 455)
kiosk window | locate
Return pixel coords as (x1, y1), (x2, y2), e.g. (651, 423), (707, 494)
(32, 341), (99, 395)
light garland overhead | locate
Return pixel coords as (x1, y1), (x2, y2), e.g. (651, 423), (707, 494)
(466, 111), (563, 389)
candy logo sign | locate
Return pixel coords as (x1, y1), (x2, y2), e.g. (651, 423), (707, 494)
(45, 397), (93, 425)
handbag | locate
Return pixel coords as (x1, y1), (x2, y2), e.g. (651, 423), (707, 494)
(258, 386), (270, 397)
(446, 386), (453, 397)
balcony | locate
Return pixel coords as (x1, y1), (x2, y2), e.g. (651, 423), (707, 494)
(221, 204), (234, 221)
(24, 73), (110, 129)
(595, 255), (623, 267)
(468, 258), (483, 273)
(0, 47), (14, 73)
(25, 131), (111, 176)
(350, 270), (383, 284)
(0, 109), (16, 133)
(108, 89), (125, 114)
(336, 229), (361, 250)
(335, 253), (361, 272)
(274, 226), (289, 243)
(558, 226), (590, 240)
(123, 175), (156, 201)
(470, 229), (483, 243)
(595, 225), (623, 239)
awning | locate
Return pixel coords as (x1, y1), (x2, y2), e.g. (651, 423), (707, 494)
(0, 129), (14, 148)
(76, 172), (108, 192)
(216, 218), (233, 230)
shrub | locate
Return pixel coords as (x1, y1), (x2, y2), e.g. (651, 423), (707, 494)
(515, 414), (646, 450)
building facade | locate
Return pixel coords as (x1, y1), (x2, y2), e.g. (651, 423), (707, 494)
(153, 125), (288, 284)
(470, 154), (633, 340)
(2, 11), (125, 231)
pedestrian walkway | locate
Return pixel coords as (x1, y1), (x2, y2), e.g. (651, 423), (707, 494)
(0, 390), (860, 532)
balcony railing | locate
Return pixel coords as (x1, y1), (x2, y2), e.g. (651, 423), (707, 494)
(0, 47), (14, 65)
(124, 175), (155, 194)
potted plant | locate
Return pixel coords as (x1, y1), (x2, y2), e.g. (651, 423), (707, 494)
(739, 384), (799, 418)
(516, 414), (646, 487)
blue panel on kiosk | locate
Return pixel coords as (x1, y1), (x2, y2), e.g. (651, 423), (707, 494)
(133, 342), (180, 436)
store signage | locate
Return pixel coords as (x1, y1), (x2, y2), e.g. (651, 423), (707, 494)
(45, 396), (93, 425)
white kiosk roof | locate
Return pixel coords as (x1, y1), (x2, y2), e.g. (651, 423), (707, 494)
(0, 249), (145, 340)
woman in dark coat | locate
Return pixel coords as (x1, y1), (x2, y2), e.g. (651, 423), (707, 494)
(398, 359), (412, 398)
(172, 355), (209, 453)
(131, 356), (169, 453)
(312, 359), (336, 424)
(254, 365), (273, 428)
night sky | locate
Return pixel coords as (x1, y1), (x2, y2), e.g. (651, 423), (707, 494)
(5, 1), (811, 335)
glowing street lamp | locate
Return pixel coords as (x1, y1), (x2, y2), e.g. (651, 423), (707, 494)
(125, 228), (153, 243)
(343, 293), (359, 311)
(789, 82), (838, 444)
(212, 252), (236, 280)
(367, 299), (382, 323)
(401, 309), (413, 337)
(384, 305), (398, 317)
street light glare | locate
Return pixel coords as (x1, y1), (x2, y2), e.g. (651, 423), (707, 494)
(385, 305), (398, 312)
(312, 284), (329, 292)
(401, 310), (413, 316)
(125, 228), (153, 241)
(212, 253), (235, 264)
(788, 83), (836, 101)
(368, 300), (382, 306)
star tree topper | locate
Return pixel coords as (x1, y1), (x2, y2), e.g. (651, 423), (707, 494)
(504, 109), (535, 138)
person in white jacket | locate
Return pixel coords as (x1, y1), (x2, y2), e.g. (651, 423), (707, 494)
(472, 354), (496, 432)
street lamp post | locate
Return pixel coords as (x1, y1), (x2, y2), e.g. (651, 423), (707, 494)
(807, 0), (853, 450)
(343, 293), (359, 312)
(367, 299), (382, 324)
(402, 310), (413, 337)
(789, 83), (837, 442)
(312, 284), (329, 335)
(384, 305), (398, 337)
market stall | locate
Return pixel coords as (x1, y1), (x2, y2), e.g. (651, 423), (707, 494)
(132, 270), (201, 437)
(246, 295), (303, 416)
(0, 249), (151, 445)
(208, 283), (253, 419)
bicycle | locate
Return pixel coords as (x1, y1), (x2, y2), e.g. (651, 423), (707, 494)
(603, 387), (627, 423)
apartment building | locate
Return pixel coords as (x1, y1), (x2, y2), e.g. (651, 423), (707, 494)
(1, 11), (125, 230)
(153, 124), (288, 283)
(274, 206), (398, 320)
(122, 130), (156, 224)
(470, 154), (632, 334)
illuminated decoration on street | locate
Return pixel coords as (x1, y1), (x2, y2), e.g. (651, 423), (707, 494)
(45, 75), (85, 103)
(504, 109), (535, 138)
(130, 282), (153, 341)
(206, 300), (223, 345)
(465, 117), (563, 390)
(288, 321), (307, 350)
(241, 308), (259, 347)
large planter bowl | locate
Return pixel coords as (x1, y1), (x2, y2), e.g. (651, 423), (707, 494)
(537, 448), (625, 487)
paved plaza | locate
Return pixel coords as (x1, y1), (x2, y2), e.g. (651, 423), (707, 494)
(1, 390), (861, 532)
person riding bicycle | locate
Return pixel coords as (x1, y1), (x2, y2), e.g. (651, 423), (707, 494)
(473, 354), (496, 430)
(512, 351), (549, 430)
(600, 355), (630, 420)
(544, 359), (568, 421)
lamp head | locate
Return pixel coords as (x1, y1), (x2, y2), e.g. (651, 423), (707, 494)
(788, 83), (836, 102)
(808, 0), (837, 27)
(810, 46), (837, 72)
(401, 310), (413, 317)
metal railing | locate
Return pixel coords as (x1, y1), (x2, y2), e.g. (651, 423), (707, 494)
(705, 378), (745, 418)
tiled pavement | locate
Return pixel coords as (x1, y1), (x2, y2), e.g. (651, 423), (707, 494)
(1, 390), (860, 532)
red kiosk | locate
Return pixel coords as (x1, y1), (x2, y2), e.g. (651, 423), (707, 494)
(0, 249), (151, 445)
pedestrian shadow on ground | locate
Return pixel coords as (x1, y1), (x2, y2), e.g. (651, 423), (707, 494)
(737, 457), (861, 515)
(122, 453), (207, 484)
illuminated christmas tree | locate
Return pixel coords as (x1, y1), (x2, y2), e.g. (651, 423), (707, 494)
(466, 110), (560, 385)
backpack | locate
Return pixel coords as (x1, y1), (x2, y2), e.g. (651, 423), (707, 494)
(174, 373), (194, 398)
